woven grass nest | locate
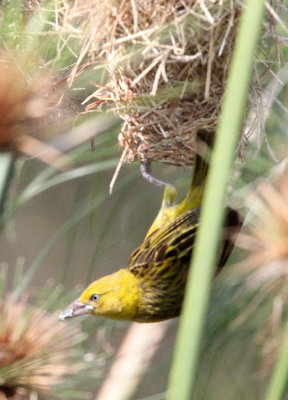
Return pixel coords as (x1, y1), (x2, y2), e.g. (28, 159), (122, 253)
(80, 0), (283, 167)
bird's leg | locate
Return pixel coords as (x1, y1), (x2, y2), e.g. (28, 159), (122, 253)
(140, 156), (177, 207)
(140, 157), (170, 188)
(144, 182), (178, 238)
(161, 184), (177, 208)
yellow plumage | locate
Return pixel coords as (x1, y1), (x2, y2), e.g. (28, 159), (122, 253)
(59, 131), (242, 323)
(145, 129), (211, 237)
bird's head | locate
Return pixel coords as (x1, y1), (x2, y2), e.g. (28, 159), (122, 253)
(59, 269), (144, 322)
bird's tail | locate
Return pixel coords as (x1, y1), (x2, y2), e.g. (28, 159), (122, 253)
(182, 129), (214, 211)
(145, 130), (214, 238)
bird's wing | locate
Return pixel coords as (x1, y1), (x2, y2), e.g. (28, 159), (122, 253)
(147, 208), (199, 248)
(128, 209), (200, 274)
(129, 206), (242, 277)
(216, 207), (243, 270)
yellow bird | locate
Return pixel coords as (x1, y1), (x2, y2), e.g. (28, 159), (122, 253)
(59, 130), (242, 323)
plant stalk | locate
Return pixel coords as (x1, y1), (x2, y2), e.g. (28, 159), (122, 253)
(167, 1), (266, 399)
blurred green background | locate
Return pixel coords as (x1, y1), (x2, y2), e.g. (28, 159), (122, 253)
(0, 1), (287, 399)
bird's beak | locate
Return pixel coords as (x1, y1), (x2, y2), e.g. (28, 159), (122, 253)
(58, 299), (94, 321)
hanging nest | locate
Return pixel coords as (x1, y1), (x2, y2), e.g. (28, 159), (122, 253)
(73, 0), (285, 167)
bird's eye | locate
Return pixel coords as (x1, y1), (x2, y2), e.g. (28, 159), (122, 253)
(90, 294), (101, 302)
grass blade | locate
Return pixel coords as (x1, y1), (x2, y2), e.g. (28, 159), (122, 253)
(0, 153), (15, 217)
(167, 1), (266, 399)
(264, 323), (288, 400)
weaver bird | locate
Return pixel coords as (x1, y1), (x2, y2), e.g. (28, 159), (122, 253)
(59, 130), (242, 323)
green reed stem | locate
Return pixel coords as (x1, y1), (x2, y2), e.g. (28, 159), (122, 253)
(167, 1), (266, 399)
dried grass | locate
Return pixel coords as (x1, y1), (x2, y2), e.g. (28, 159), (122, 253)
(235, 172), (288, 278)
(6, 0), (285, 167)
(229, 164), (288, 373)
(57, 0), (286, 166)
(0, 293), (86, 399)
(0, 49), (75, 167)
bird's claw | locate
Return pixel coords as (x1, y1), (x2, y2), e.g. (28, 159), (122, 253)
(140, 157), (170, 188)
